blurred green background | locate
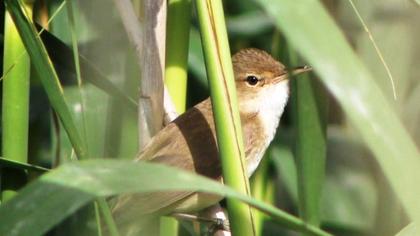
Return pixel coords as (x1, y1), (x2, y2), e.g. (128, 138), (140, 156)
(1, 0), (419, 235)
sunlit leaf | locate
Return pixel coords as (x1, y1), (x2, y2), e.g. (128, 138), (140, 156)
(0, 160), (330, 236)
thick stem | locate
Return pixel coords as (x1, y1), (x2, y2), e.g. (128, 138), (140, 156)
(1, 5), (32, 201)
(160, 0), (191, 234)
(195, 0), (256, 235)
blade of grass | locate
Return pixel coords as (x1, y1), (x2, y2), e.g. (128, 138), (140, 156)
(257, 0), (420, 222)
(195, 0), (256, 235)
(0, 1), (66, 83)
(289, 48), (328, 227)
(165, 0), (191, 114)
(0, 158), (49, 173)
(64, 2), (118, 235)
(188, 28), (207, 88)
(226, 11), (272, 37)
(96, 198), (119, 236)
(4, 0), (87, 159)
(250, 155), (271, 236)
(1, 4), (32, 201)
(396, 223), (419, 236)
(94, 202), (103, 236)
(65, 0), (89, 155)
(6, 3), (118, 234)
(161, 0), (191, 234)
(0, 160), (331, 236)
(36, 24), (138, 111)
(347, 0), (397, 100)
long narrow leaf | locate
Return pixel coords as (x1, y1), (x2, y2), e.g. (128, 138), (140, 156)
(0, 160), (331, 236)
(257, 0), (420, 222)
(195, 0), (255, 235)
(4, 0), (87, 159)
(162, 0), (192, 234)
(1, 6), (31, 201)
(0, 158), (49, 173)
(36, 24), (137, 111)
(289, 49), (327, 227)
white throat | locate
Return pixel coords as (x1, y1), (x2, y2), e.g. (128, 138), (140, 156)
(246, 80), (290, 176)
(259, 80), (289, 142)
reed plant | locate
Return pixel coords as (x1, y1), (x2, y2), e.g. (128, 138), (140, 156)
(1, 0), (419, 235)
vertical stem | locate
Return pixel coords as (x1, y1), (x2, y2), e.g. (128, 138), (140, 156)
(65, 0), (89, 156)
(97, 198), (119, 236)
(289, 47), (328, 228)
(138, 0), (167, 149)
(4, 0), (87, 160)
(161, 0), (191, 234)
(165, 0), (191, 113)
(64, 2), (118, 234)
(250, 155), (271, 236)
(94, 201), (103, 236)
(195, 0), (256, 235)
(1, 4), (32, 202)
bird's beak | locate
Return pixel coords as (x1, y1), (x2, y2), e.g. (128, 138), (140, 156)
(273, 65), (312, 84)
(290, 65), (312, 76)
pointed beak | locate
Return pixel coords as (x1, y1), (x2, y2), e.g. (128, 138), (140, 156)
(272, 65), (312, 84)
(290, 65), (312, 76)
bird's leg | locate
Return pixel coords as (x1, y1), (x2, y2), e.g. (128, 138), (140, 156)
(171, 204), (232, 236)
(170, 207), (231, 235)
(200, 204), (230, 236)
(170, 213), (229, 231)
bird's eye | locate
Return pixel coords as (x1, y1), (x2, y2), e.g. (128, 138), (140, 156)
(246, 75), (259, 86)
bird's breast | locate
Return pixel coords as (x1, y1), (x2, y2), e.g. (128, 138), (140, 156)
(243, 81), (289, 175)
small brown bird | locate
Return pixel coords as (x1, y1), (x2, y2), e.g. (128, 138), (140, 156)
(112, 48), (310, 235)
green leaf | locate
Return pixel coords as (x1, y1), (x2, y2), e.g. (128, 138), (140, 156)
(227, 11), (272, 37)
(0, 158), (49, 173)
(270, 145), (298, 203)
(195, 0), (255, 235)
(1, 6), (31, 201)
(57, 85), (108, 162)
(256, 0), (420, 222)
(163, 0), (192, 233)
(0, 160), (330, 236)
(396, 223), (420, 236)
(165, 0), (191, 114)
(188, 28), (207, 88)
(4, 0), (87, 159)
(289, 51), (328, 227)
(36, 24), (137, 112)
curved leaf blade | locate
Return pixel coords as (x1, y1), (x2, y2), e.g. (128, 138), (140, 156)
(0, 160), (331, 236)
(256, 0), (420, 222)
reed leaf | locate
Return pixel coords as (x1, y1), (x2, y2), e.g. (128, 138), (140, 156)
(0, 158), (49, 173)
(0, 160), (331, 236)
(165, 0), (191, 114)
(289, 48), (328, 227)
(36, 25), (137, 111)
(4, 0), (87, 159)
(161, 0), (192, 233)
(1, 5), (32, 201)
(257, 0), (420, 223)
(195, 0), (255, 235)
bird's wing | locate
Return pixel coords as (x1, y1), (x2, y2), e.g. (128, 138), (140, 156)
(112, 176), (192, 216)
(138, 99), (222, 179)
(112, 99), (224, 230)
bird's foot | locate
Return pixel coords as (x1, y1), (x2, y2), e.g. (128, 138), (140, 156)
(207, 217), (230, 235)
(171, 213), (230, 235)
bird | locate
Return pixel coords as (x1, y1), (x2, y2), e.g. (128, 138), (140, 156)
(110, 48), (310, 235)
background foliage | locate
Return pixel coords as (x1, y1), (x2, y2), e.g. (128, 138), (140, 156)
(1, 0), (419, 235)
